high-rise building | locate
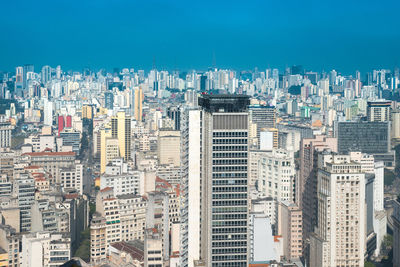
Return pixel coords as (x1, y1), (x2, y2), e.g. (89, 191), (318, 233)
(41, 65), (51, 85)
(367, 100), (391, 122)
(299, 135), (337, 250)
(167, 106), (181, 130)
(111, 111), (131, 161)
(132, 87), (143, 122)
(104, 91), (114, 110)
(310, 153), (365, 267)
(181, 95), (250, 267)
(336, 121), (394, 167)
(258, 149), (296, 203)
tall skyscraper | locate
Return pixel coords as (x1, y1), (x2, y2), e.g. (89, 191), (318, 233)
(310, 153), (365, 267)
(15, 66), (23, 97)
(299, 135), (337, 251)
(181, 95), (250, 267)
(111, 111), (131, 161)
(41, 65), (51, 85)
(132, 87), (143, 121)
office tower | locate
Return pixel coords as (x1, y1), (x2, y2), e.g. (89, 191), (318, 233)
(367, 100), (391, 122)
(393, 198), (400, 267)
(167, 106), (181, 130)
(329, 70), (337, 85)
(181, 95), (250, 267)
(310, 153), (365, 267)
(15, 66), (23, 97)
(132, 87), (143, 121)
(0, 122), (13, 148)
(82, 105), (93, 119)
(258, 149), (295, 203)
(104, 91), (114, 110)
(111, 111), (131, 161)
(336, 121), (393, 167)
(43, 99), (53, 126)
(249, 105), (276, 148)
(41, 65), (51, 84)
(299, 135), (337, 260)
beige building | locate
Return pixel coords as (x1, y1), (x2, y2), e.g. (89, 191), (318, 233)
(157, 130), (181, 167)
(111, 112), (131, 161)
(90, 213), (107, 264)
(310, 153), (365, 267)
(278, 201), (303, 260)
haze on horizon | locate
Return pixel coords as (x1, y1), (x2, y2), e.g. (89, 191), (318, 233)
(1, 0), (399, 74)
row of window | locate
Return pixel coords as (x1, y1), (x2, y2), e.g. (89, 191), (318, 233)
(213, 132), (248, 137)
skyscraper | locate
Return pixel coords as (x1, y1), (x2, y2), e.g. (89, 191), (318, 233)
(310, 153), (365, 267)
(111, 111), (131, 161)
(41, 65), (51, 85)
(132, 87), (143, 121)
(181, 94), (250, 267)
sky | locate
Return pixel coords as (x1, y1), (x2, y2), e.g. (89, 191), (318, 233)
(1, 0), (400, 74)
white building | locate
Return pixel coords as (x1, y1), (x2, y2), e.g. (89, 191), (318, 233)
(21, 232), (70, 267)
(258, 149), (296, 203)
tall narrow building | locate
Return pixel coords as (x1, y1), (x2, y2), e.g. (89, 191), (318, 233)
(111, 111), (131, 161)
(132, 87), (143, 122)
(181, 94), (250, 267)
(310, 153), (365, 267)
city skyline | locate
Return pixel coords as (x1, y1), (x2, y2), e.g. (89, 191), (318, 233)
(1, 0), (400, 74)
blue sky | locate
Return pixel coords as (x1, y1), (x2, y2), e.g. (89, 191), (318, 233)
(1, 0), (399, 74)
